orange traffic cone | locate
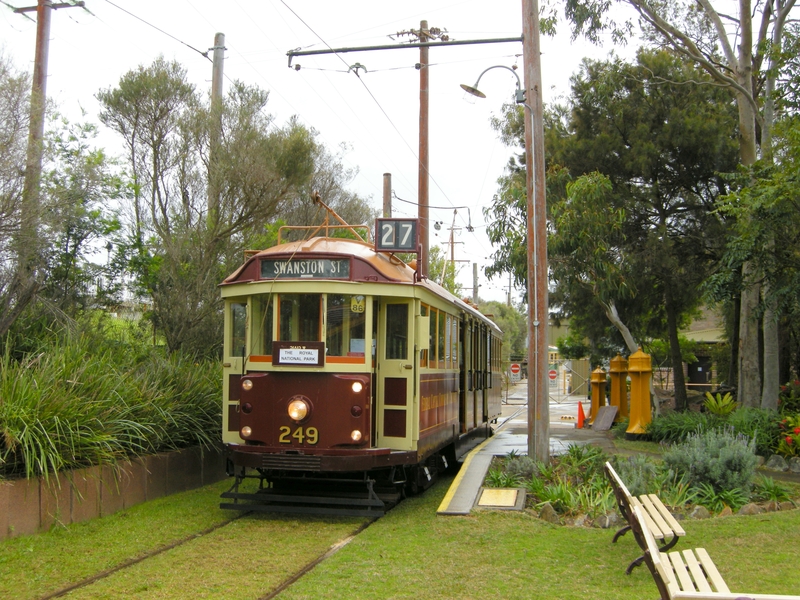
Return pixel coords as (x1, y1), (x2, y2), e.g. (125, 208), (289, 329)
(577, 401), (585, 429)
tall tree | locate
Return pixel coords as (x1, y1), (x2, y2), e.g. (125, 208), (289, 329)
(487, 49), (739, 409)
(0, 55), (36, 338)
(98, 58), (316, 356)
(558, 0), (799, 407)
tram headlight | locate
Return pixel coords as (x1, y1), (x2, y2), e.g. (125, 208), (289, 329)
(351, 381), (363, 393)
(241, 426), (252, 438)
(287, 398), (310, 421)
(241, 379), (253, 392)
(350, 429), (362, 442)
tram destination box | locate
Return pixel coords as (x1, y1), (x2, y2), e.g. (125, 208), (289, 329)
(272, 341), (325, 367)
(375, 218), (419, 253)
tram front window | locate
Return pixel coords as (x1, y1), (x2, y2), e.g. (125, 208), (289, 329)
(327, 294), (367, 356)
(279, 294), (321, 341)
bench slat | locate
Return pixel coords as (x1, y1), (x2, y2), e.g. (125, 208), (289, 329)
(641, 494), (673, 538)
(667, 550), (697, 592)
(632, 496), (666, 540)
(694, 548), (730, 594)
(682, 550), (712, 593)
(647, 493), (686, 537)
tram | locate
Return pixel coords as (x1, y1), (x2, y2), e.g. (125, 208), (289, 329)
(220, 196), (503, 516)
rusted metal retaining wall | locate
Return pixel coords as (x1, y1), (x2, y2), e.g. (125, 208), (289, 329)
(0, 445), (227, 541)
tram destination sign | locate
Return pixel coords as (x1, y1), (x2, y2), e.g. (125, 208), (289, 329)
(375, 218), (419, 253)
(272, 341), (325, 367)
(261, 258), (350, 280)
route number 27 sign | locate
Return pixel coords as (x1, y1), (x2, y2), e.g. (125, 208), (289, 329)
(375, 218), (419, 253)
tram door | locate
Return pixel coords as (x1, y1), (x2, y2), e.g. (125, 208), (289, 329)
(376, 299), (416, 450)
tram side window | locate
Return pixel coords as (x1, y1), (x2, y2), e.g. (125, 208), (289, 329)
(230, 302), (247, 357)
(327, 294), (366, 356)
(256, 295), (274, 355)
(429, 307), (437, 367)
(445, 314), (452, 368)
(419, 305), (429, 367)
(438, 311), (446, 369)
(279, 294), (321, 341)
(386, 303), (408, 359)
(452, 317), (459, 368)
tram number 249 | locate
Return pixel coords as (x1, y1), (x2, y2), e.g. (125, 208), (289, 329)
(278, 425), (319, 445)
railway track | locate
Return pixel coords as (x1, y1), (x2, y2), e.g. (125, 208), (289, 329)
(0, 479), (376, 600)
(39, 514), (246, 599)
(34, 511), (374, 600)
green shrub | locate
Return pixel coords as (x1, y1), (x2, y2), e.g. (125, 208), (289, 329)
(612, 454), (659, 496)
(503, 454), (539, 481)
(611, 418), (629, 439)
(778, 380), (800, 413)
(694, 482), (750, 513)
(776, 415), (800, 458)
(726, 407), (781, 457)
(752, 476), (792, 503)
(485, 468), (521, 488)
(0, 332), (221, 480)
(704, 391), (737, 416)
(646, 410), (714, 443)
(662, 427), (758, 494)
(653, 470), (698, 508)
(536, 477), (577, 513)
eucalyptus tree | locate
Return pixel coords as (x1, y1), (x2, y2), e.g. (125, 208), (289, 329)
(0, 55), (34, 338)
(98, 58), (316, 356)
(555, 0), (799, 409)
(713, 25), (800, 381)
(487, 49), (740, 409)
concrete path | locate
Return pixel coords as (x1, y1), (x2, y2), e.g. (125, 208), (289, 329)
(437, 380), (613, 515)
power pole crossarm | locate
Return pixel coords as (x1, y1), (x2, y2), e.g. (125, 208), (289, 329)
(286, 36), (523, 68)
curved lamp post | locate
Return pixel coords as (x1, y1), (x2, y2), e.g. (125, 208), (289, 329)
(460, 65), (526, 104)
(460, 54), (549, 463)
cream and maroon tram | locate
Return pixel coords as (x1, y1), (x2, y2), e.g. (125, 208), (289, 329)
(219, 214), (502, 516)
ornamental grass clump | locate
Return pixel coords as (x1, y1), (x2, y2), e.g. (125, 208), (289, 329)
(0, 332), (220, 481)
(662, 426), (758, 495)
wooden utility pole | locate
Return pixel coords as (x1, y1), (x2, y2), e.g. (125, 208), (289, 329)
(418, 20), (430, 279)
(522, 0), (550, 463)
(2, 0), (86, 337)
(382, 173), (392, 217)
(207, 32), (225, 219)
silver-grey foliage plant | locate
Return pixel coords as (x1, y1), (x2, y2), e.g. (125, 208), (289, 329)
(662, 427), (758, 494)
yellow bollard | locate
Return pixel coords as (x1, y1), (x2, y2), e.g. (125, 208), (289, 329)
(609, 354), (629, 422)
(626, 348), (652, 438)
(589, 367), (607, 425)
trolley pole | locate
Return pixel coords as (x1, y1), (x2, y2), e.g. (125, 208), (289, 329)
(522, 0), (550, 463)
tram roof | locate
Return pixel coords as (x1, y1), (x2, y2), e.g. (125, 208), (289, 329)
(221, 236), (501, 335)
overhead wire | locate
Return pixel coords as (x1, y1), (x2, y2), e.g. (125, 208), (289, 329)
(102, 0), (212, 61)
(87, 0), (509, 296)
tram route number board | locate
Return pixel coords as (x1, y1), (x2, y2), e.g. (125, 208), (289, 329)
(375, 218), (419, 253)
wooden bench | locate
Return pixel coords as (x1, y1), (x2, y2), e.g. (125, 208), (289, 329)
(605, 461), (686, 574)
(632, 504), (800, 600)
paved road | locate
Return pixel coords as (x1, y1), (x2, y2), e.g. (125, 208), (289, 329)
(491, 379), (615, 456)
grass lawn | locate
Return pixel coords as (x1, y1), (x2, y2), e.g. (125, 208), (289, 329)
(279, 476), (800, 600)
(2, 474), (799, 599)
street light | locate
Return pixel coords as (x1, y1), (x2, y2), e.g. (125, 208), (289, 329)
(461, 48), (549, 463)
(460, 65), (526, 105)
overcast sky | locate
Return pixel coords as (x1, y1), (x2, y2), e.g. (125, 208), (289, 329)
(1, 0), (633, 303)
